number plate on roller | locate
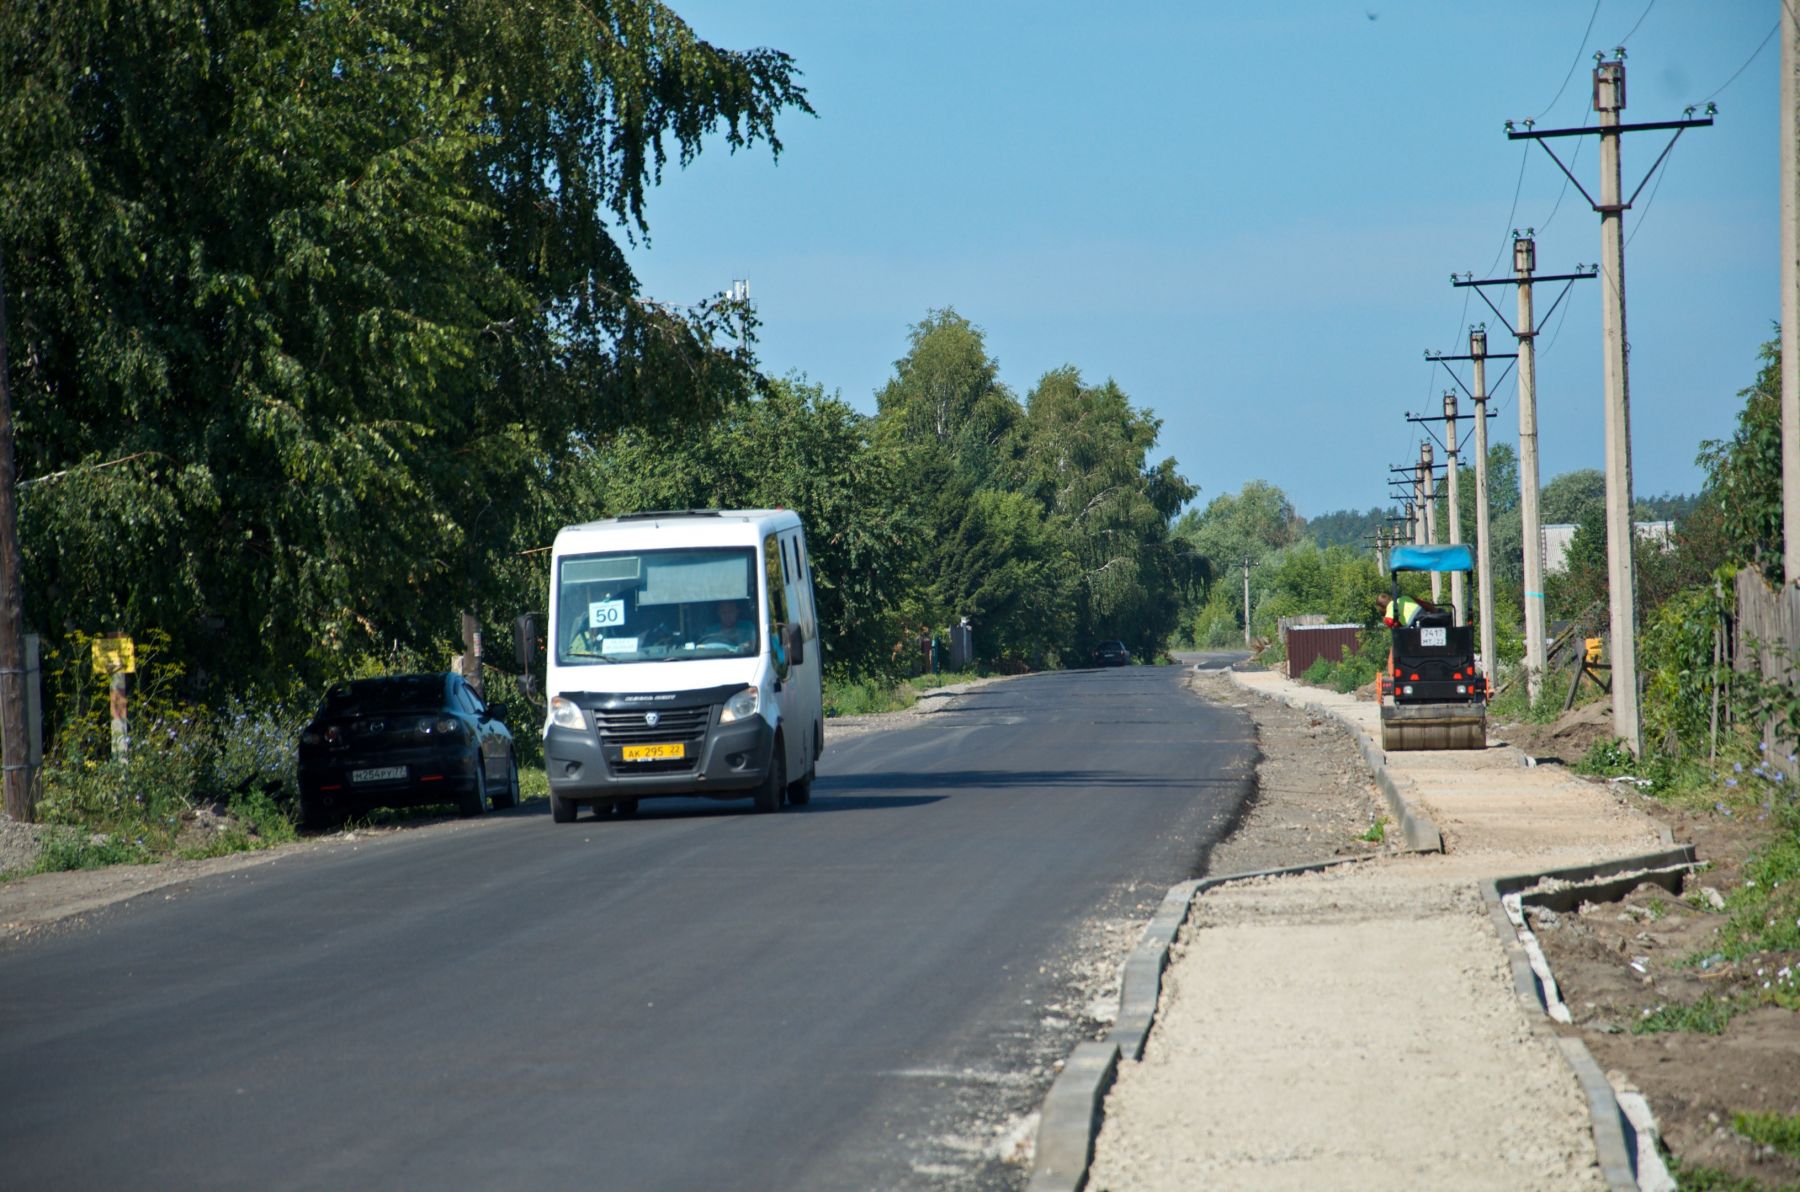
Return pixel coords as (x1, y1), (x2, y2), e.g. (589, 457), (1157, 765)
(622, 743), (686, 762)
(1420, 627), (1447, 647)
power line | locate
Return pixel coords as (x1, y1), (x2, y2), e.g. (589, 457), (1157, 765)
(1534, 0), (1604, 121)
(1615, 0), (1657, 48)
(1703, 20), (1779, 104)
(1541, 272), (1577, 356)
(1537, 114), (1591, 235)
(1625, 154), (1673, 248)
(1484, 146), (1531, 275)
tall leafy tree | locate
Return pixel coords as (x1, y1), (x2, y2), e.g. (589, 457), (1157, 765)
(567, 378), (912, 677)
(1, 0), (809, 688)
(1697, 337), (1784, 583)
(1176, 480), (1302, 578)
(1017, 367), (1197, 657)
(874, 310), (1064, 659)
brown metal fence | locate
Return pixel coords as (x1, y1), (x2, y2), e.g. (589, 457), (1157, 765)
(1734, 569), (1800, 778)
(1284, 624), (1366, 680)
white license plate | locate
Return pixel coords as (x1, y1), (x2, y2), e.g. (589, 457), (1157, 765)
(1420, 627), (1447, 647)
(352, 766), (407, 783)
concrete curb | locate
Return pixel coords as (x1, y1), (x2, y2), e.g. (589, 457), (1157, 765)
(1557, 1036), (1643, 1192)
(1478, 847), (1699, 1192)
(1225, 672), (1444, 853)
(1024, 1041), (1120, 1192)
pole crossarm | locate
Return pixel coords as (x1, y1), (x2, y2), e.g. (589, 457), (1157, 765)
(1407, 406), (1494, 457)
(1454, 270), (1598, 288)
(1453, 270), (1595, 338)
(1425, 351), (1516, 402)
(1507, 116), (1712, 214)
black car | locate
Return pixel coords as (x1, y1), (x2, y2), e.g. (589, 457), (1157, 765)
(297, 673), (518, 828)
(1092, 640), (1132, 667)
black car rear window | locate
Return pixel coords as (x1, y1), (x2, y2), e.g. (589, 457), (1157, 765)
(321, 676), (444, 715)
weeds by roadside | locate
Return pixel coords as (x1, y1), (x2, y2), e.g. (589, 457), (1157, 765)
(1296, 636), (1381, 696)
(824, 669), (988, 717)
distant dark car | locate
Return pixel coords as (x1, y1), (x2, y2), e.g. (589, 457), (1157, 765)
(297, 673), (518, 829)
(1092, 640), (1132, 667)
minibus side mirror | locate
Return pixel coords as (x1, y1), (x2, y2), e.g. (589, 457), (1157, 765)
(781, 623), (805, 667)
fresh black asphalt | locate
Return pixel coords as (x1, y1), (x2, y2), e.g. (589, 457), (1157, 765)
(0, 664), (1255, 1191)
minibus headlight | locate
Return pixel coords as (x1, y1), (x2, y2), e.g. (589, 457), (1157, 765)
(550, 697), (587, 731)
(719, 686), (760, 724)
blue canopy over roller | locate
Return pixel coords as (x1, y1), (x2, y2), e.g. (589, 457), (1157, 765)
(1389, 543), (1475, 573)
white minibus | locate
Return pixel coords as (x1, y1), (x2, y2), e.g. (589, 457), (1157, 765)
(542, 509), (824, 822)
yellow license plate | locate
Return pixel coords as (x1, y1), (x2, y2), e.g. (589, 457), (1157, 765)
(621, 742), (686, 762)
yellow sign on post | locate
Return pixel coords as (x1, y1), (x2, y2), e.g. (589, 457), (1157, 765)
(91, 635), (136, 676)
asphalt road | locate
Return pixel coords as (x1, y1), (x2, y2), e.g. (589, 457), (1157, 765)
(0, 664), (1254, 1191)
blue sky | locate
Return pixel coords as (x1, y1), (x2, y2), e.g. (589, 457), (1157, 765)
(622, 2), (1781, 521)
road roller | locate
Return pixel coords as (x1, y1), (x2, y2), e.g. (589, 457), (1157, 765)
(1378, 544), (1488, 751)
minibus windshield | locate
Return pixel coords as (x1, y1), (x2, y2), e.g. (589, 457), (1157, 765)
(556, 547), (759, 665)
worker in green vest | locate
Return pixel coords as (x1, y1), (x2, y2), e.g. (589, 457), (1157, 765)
(1380, 593), (1439, 628)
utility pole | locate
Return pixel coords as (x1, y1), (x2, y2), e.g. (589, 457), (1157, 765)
(1508, 51), (1713, 756)
(0, 253), (29, 821)
(1785, 0), (1800, 587)
(1453, 240), (1594, 704)
(1241, 557), (1252, 646)
(1444, 396), (1464, 621)
(1515, 240), (1548, 700)
(1470, 330), (1497, 677)
(1420, 441), (1441, 603)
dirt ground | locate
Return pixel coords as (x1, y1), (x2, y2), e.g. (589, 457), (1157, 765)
(1185, 668), (1396, 875)
(1492, 695), (1618, 766)
(1491, 699), (1800, 1189)
(1523, 802), (1800, 1188)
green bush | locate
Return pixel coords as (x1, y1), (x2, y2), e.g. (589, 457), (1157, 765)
(1640, 576), (1731, 756)
(1330, 651), (1376, 694)
(1301, 656), (1333, 686)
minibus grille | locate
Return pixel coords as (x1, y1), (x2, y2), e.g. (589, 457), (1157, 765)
(594, 707), (710, 745)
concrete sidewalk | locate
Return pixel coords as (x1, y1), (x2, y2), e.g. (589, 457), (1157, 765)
(1083, 669), (1671, 1191)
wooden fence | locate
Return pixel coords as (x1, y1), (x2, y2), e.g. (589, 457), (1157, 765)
(1734, 568), (1800, 778)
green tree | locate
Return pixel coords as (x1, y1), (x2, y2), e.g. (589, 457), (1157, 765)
(1539, 469), (1607, 528)
(1017, 367), (1198, 658)
(569, 377), (913, 678)
(2, 0), (809, 690)
(1697, 337), (1784, 584)
(1176, 481), (1301, 583)
(876, 308), (1021, 485)
(1304, 507), (1395, 551)
(1250, 543), (1386, 640)
(873, 310), (1069, 661)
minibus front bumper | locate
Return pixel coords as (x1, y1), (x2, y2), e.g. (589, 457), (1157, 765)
(544, 691), (775, 803)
